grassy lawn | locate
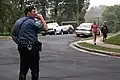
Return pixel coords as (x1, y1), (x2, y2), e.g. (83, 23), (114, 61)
(0, 32), (10, 36)
(77, 42), (120, 53)
(105, 34), (120, 45)
(107, 33), (115, 37)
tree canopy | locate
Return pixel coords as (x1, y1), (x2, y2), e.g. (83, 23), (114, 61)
(102, 5), (120, 33)
(0, 0), (89, 35)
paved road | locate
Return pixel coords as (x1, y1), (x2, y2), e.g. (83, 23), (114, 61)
(0, 34), (120, 80)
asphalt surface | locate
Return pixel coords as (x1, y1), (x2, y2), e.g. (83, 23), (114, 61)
(0, 34), (120, 80)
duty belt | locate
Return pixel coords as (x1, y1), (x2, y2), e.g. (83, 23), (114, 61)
(18, 41), (35, 45)
(18, 41), (36, 50)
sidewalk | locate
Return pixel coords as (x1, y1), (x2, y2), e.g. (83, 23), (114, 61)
(72, 37), (120, 57)
(85, 37), (120, 49)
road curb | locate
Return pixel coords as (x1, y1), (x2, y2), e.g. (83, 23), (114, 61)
(73, 42), (120, 57)
(0, 36), (12, 40)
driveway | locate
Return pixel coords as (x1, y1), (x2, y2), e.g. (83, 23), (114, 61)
(0, 34), (120, 80)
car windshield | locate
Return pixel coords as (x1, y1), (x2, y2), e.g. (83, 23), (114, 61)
(47, 23), (59, 28)
(47, 23), (59, 26)
(80, 25), (91, 29)
(78, 23), (92, 30)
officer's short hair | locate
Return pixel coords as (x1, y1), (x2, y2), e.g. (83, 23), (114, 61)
(24, 6), (36, 15)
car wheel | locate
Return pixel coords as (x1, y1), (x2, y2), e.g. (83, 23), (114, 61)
(54, 32), (57, 35)
(61, 29), (64, 35)
(69, 30), (73, 34)
(76, 34), (80, 37)
(42, 33), (46, 36)
(54, 29), (57, 35)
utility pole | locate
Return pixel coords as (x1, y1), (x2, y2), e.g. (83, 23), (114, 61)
(97, 16), (99, 26)
(76, 0), (79, 26)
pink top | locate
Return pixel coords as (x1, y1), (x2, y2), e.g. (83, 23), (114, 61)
(91, 24), (98, 33)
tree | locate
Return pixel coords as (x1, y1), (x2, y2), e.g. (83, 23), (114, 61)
(48, 0), (63, 22)
(85, 5), (106, 23)
(102, 5), (120, 33)
(79, 0), (90, 23)
(0, 0), (87, 34)
(0, 0), (25, 34)
(48, 0), (86, 24)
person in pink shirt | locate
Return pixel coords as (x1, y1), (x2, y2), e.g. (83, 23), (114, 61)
(91, 21), (98, 45)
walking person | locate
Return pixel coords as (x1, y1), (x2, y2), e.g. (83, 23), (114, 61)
(91, 21), (98, 45)
(11, 6), (47, 80)
(100, 21), (108, 41)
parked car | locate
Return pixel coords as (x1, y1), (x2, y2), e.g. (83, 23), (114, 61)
(75, 23), (92, 37)
(46, 23), (60, 35)
(55, 26), (63, 34)
(58, 25), (74, 34)
(67, 25), (74, 34)
(75, 23), (100, 37)
(40, 27), (47, 36)
(41, 22), (74, 35)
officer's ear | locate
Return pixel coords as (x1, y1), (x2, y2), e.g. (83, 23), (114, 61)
(27, 12), (31, 16)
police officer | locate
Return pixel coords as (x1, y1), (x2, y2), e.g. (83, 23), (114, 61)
(11, 6), (47, 80)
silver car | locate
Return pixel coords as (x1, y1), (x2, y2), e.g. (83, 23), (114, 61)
(75, 23), (93, 37)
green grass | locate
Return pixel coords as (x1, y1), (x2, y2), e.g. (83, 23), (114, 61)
(107, 33), (115, 37)
(78, 42), (120, 53)
(0, 32), (10, 36)
(105, 34), (120, 45)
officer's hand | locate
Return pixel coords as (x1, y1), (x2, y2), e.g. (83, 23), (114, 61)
(44, 25), (48, 31)
(37, 14), (47, 30)
(36, 14), (41, 19)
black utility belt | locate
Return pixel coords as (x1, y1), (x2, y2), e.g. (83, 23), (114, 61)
(18, 41), (36, 45)
(18, 41), (42, 51)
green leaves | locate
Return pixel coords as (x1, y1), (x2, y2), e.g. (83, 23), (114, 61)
(102, 5), (120, 33)
(0, 0), (23, 34)
(0, 0), (87, 34)
(48, 0), (87, 24)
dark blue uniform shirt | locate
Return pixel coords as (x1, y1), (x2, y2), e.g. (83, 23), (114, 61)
(12, 16), (43, 43)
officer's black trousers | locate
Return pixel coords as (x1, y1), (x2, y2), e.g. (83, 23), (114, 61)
(18, 44), (40, 80)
